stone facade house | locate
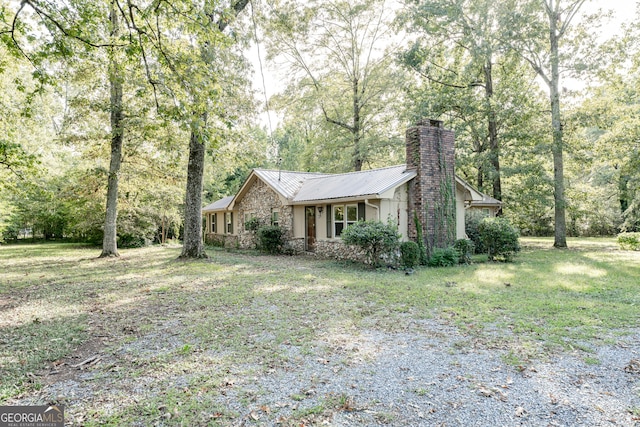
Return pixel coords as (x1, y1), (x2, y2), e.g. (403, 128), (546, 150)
(203, 120), (501, 259)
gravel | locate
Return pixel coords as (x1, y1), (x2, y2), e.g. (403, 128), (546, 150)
(10, 319), (640, 426)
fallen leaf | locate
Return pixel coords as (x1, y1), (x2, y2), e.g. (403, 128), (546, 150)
(478, 387), (493, 397)
(624, 359), (640, 374)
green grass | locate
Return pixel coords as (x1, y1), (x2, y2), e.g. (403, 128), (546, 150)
(0, 238), (638, 424)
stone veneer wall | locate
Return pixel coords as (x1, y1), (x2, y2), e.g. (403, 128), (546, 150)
(236, 179), (293, 249)
(205, 233), (238, 249)
(406, 119), (456, 256)
(314, 240), (367, 263)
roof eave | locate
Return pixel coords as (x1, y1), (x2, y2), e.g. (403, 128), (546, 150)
(291, 193), (382, 205)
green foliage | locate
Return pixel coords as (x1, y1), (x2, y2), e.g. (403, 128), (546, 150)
(245, 217), (261, 232)
(117, 207), (157, 248)
(400, 241), (420, 269)
(453, 239), (475, 264)
(341, 220), (400, 267)
(465, 211), (487, 254)
(264, 0), (405, 172)
(257, 225), (285, 254)
(477, 217), (521, 261)
(617, 232), (640, 251)
(413, 212), (428, 265)
(427, 247), (459, 267)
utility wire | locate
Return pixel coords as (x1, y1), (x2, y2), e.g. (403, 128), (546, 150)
(250, 0), (273, 137)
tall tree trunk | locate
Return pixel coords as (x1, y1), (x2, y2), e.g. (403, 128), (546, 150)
(180, 114), (208, 259)
(100, 1), (123, 258)
(549, 8), (567, 248)
(352, 77), (363, 171)
(484, 60), (502, 201)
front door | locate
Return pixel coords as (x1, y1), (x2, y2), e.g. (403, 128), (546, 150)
(305, 206), (316, 251)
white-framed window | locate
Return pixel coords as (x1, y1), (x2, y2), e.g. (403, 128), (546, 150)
(333, 204), (358, 237)
(225, 212), (233, 234)
(482, 208), (490, 217)
(271, 209), (280, 226)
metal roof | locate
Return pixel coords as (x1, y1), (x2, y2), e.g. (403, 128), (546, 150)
(253, 169), (330, 199)
(204, 169), (497, 211)
(293, 165), (416, 202)
(202, 195), (234, 212)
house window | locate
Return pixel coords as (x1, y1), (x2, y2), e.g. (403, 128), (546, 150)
(226, 212), (233, 234)
(271, 209), (280, 227)
(333, 204), (358, 237)
(482, 208), (490, 217)
(244, 211), (256, 231)
(244, 212), (255, 224)
(210, 213), (217, 233)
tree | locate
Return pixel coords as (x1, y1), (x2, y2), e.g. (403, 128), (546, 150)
(265, 0), (404, 172)
(118, 0), (251, 258)
(3, 0), (253, 259)
(400, 0), (552, 204)
(502, 0), (598, 247)
(569, 20), (640, 233)
(3, 0), (139, 257)
(401, 0), (506, 200)
(101, 0), (124, 257)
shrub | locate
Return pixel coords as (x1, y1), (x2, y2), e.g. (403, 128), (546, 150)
(453, 239), (475, 264)
(341, 220), (400, 267)
(428, 247), (459, 267)
(477, 217), (520, 261)
(257, 225), (285, 254)
(400, 241), (420, 269)
(617, 232), (640, 251)
(245, 217), (261, 232)
(117, 233), (151, 248)
(465, 211), (486, 254)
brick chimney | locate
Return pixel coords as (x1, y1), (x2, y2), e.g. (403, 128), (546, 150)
(406, 119), (456, 256)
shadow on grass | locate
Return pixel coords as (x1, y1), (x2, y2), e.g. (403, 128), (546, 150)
(0, 239), (638, 424)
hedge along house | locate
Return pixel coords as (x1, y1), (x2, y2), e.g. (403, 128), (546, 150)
(203, 119), (501, 259)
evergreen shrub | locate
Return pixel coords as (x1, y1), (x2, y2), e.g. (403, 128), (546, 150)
(477, 217), (520, 261)
(341, 220), (400, 267)
(257, 225), (285, 254)
(428, 247), (459, 267)
(400, 241), (420, 269)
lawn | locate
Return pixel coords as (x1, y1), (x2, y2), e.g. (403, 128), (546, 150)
(0, 238), (638, 425)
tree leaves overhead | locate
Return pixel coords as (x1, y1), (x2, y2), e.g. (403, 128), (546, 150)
(264, 0), (406, 171)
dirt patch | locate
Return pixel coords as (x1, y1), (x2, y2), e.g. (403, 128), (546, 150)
(40, 337), (108, 386)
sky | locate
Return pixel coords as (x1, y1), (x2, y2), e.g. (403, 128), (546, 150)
(248, 0), (639, 131)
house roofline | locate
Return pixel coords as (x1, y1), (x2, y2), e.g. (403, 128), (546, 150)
(290, 193), (383, 205)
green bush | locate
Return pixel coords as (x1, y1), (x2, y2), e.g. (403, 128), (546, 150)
(465, 211), (486, 254)
(341, 220), (400, 267)
(257, 225), (285, 254)
(117, 233), (151, 248)
(428, 247), (459, 267)
(400, 241), (420, 269)
(453, 238), (475, 264)
(617, 232), (640, 251)
(477, 217), (520, 261)
(245, 217), (261, 232)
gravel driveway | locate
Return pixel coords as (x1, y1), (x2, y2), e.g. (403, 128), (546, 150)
(11, 318), (640, 426)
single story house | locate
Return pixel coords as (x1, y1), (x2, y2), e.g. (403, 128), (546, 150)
(203, 119), (501, 259)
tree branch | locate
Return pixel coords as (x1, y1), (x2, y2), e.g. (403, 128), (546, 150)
(24, 0), (124, 48)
